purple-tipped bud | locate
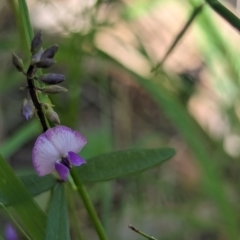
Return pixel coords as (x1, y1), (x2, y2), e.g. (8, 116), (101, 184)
(12, 53), (24, 72)
(45, 109), (60, 124)
(21, 98), (35, 120)
(31, 31), (42, 55)
(4, 224), (18, 240)
(41, 85), (68, 94)
(39, 74), (65, 85)
(35, 58), (55, 68)
(41, 45), (58, 59)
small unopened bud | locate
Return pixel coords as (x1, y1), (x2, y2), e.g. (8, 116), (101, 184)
(45, 109), (60, 124)
(31, 31), (42, 55)
(21, 98), (35, 120)
(41, 85), (68, 94)
(41, 45), (58, 59)
(31, 48), (44, 64)
(12, 53), (24, 72)
(35, 58), (55, 68)
(39, 74), (65, 85)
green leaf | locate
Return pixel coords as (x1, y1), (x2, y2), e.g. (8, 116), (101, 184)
(77, 148), (175, 182)
(20, 173), (57, 196)
(0, 154), (46, 240)
(46, 183), (70, 240)
(0, 174), (56, 206)
(18, 0), (34, 49)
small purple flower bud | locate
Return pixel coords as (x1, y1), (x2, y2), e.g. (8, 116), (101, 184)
(31, 31), (42, 55)
(38, 74), (65, 85)
(41, 45), (58, 59)
(12, 53), (24, 72)
(21, 98), (35, 120)
(45, 109), (60, 124)
(41, 85), (68, 94)
(4, 224), (18, 240)
(35, 58), (55, 68)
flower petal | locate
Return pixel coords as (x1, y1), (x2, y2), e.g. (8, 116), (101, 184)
(67, 151), (86, 166)
(32, 133), (60, 176)
(45, 126), (87, 156)
(55, 162), (69, 181)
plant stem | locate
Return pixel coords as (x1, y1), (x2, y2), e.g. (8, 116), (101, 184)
(71, 169), (108, 240)
(27, 65), (48, 132)
(128, 225), (158, 240)
(151, 3), (204, 72)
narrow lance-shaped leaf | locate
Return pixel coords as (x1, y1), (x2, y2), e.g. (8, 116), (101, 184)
(76, 148), (175, 182)
(45, 183), (70, 240)
(0, 154), (46, 240)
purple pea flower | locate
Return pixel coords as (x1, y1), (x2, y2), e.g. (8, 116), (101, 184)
(32, 126), (87, 181)
(4, 224), (18, 240)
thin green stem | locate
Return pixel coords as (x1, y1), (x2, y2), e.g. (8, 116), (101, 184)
(128, 225), (158, 240)
(206, 0), (240, 32)
(151, 3), (204, 72)
(71, 169), (108, 240)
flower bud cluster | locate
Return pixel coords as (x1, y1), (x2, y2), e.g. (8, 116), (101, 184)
(12, 31), (67, 126)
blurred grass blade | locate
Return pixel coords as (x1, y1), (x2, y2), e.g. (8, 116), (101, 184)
(18, 0), (34, 48)
(152, 3), (204, 72)
(77, 148), (175, 182)
(20, 174), (56, 196)
(0, 154), (46, 239)
(0, 120), (40, 158)
(206, 0), (240, 32)
(46, 184), (70, 240)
